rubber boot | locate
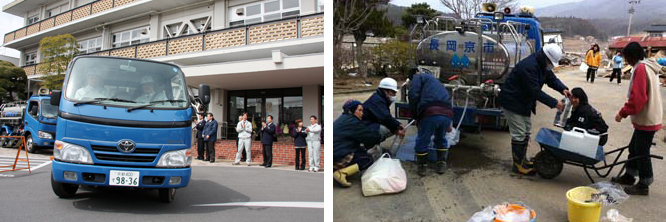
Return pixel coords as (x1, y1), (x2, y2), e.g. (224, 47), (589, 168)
(416, 152), (428, 177)
(436, 148), (448, 174)
(511, 139), (535, 175)
(333, 164), (359, 188)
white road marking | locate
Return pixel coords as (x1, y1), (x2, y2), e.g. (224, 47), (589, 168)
(0, 155), (52, 172)
(192, 202), (324, 209)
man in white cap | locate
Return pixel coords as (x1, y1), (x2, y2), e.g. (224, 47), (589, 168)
(498, 44), (571, 175)
(74, 71), (109, 100)
(135, 75), (166, 103)
(362, 77), (405, 144)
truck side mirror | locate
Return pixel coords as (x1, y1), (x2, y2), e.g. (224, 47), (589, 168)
(50, 90), (61, 107)
(199, 84), (210, 105)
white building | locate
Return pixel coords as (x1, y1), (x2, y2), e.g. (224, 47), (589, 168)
(2, 0), (325, 141)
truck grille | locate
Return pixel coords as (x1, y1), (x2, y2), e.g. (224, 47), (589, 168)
(91, 145), (159, 162)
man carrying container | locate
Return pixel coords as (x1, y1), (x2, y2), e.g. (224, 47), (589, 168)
(406, 68), (454, 176)
(498, 44), (571, 175)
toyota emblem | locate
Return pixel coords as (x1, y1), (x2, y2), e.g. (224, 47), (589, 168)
(117, 140), (136, 153)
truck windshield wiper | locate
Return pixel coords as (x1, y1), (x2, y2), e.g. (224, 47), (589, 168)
(126, 100), (186, 112)
(74, 98), (136, 106)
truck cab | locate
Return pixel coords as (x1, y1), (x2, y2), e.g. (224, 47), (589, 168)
(49, 56), (210, 202)
(23, 95), (58, 153)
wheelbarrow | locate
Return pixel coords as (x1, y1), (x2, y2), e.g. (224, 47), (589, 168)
(533, 127), (663, 183)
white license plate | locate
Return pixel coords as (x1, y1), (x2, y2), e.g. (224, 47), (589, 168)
(109, 170), (140, 187)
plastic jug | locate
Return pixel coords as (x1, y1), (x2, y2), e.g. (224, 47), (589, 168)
(560, 127), (599, 158)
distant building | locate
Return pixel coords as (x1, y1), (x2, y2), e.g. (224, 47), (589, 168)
(645, 24), (666, 37)
(0, 54), (19, 66)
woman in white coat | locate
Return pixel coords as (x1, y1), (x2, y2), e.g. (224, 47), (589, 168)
(306, 115), (322, 172)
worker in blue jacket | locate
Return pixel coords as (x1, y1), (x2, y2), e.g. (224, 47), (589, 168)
(333, 100), (382, 187)
(407, 69), (454, 176)
(362, 78), (406, 142)
(499, 44), (571, 175)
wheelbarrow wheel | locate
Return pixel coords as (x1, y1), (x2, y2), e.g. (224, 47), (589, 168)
(534, 150), (563, 179)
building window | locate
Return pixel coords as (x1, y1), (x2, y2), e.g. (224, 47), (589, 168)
(226, 88), (303, 141)
(283, 96), (303, 130)
(46, 4), (68, 18)
(317, 0), (324, 12)
(24, 53), (36, 65)
(78, 37), (102, 54)
(112, 27), (149, 48)
(228, 0), (301, 27)
(27, 15), (39, 25)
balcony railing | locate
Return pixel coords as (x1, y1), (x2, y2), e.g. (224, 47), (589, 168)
(4, 0), (141, 45)
(20, 13), (324, 77)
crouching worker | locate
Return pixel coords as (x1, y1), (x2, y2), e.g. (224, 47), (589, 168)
(333, 100), (382, 187)
(407, 69), (454, 176)
(611, 42), (663, 195)
(363, 78), (406, 143)
(564, 87), (609, 146)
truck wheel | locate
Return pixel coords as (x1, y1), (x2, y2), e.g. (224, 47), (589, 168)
(51, 172), (79, 198)
(534, 150), (563, 179)
(25, 134), (35, 153)
(0, 131), (9, 147)
(158, 188), (176, 203)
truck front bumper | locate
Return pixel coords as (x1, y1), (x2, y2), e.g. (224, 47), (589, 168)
(52, 160), (191, 188)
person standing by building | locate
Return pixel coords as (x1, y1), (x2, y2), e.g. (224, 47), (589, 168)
(238, 115), (247, 162)
(610, 51), (623, 84)
(407, 69), (454, 176)
(306, 115), (322, 172)
(292, 119), (307, 170)
(585, 44), (602, 83)
(611, 42), (663, 195)
(194, 113), (207, 160)
(499, 44), (571, 175)
(261, 115), (277, 168)
(233, 113), (252, 166)
(202, 113), (218, 163)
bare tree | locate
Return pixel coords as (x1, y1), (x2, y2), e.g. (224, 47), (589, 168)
(334, 0), (389, 76)
(439, 0), (517, 19)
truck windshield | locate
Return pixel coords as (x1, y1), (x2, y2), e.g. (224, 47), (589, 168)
(41, 100), (58, 118)
(64, 57), (188, 109)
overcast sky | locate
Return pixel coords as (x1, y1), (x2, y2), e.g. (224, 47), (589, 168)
(0, 0), (24, 58)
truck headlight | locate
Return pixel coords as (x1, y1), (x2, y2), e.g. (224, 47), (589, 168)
(38, 131), (53, 139)
(156, 148), (192, 167)
(54, 140), (93, 164)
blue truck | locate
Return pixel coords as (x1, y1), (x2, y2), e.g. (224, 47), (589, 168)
(49, 56), (210, 202)
(0, 94), (57, 153)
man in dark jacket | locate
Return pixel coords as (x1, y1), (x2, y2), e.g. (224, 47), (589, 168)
(333, 100), (382, 187)
(202, 113), (218, 163)
(498, 44), (571, 175)
(564, 87), (609, 146)
(260, 115), (277, 168)
(363, 78), (405, 142)
(408, 70), (454, 176)
(195, 113), (207, 160)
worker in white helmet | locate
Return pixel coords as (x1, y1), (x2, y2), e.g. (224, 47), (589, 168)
(74, 71), (109, 100)
(362, 77), (406, 145)
(498, 44), (572, 175)
(135, 75), (167, 103)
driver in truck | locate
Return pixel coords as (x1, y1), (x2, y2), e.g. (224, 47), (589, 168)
(74, 71), (109, 100)
(135, 75), (167, 103)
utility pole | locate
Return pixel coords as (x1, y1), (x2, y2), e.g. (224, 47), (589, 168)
(627, 0), (641, 36)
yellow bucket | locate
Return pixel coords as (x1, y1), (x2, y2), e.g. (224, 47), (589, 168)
(566, 186), (602, 222)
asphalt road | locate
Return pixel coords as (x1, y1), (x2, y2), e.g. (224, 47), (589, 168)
(0, 162), (324, 222)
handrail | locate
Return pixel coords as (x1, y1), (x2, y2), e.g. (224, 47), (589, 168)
(19, 13), (324, 73)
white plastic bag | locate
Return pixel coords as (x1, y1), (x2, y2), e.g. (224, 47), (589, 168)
(588, 182), (629, 206)
(446, 128), (460, 148)
(579, 62), (589, 72)
(361, 153), (407, 196)
(467, 206), (494, 222)
(600, 209), (633, 222)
